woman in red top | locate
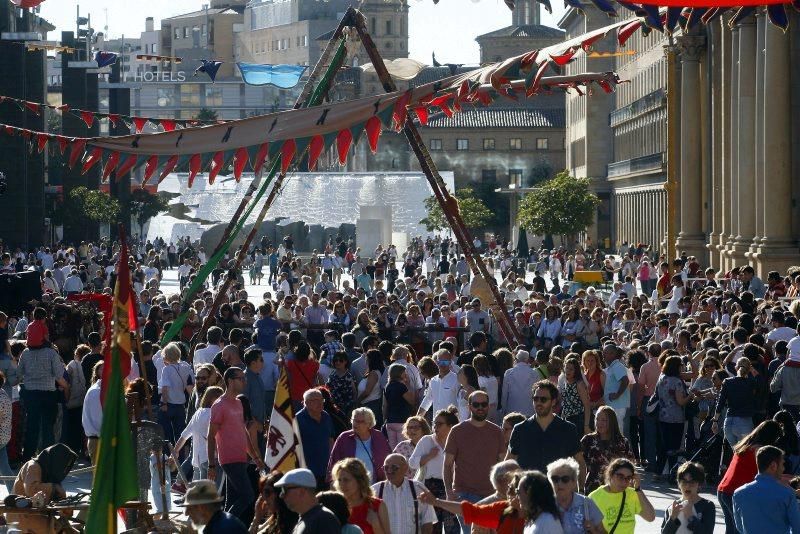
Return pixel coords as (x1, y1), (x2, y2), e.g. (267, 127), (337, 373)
(581, 350), (606, 416)
(285, 340), (320, 412)
(717, 420), (782, 534)
(332, 457), (390, 534)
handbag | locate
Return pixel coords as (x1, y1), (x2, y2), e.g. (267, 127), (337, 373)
(645, 378), (661, 414)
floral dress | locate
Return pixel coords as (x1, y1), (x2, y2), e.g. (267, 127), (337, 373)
(393, 439), (418, 479)
(327, 370), (357, 415)
(581, 433), (635, 493)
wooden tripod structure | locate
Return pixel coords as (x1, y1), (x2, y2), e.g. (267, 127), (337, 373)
(195, 6), (525, 348)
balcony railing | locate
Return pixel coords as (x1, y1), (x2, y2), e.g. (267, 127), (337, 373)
(607, 152), (665, 178)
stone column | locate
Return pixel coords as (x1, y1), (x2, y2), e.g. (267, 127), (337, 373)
(675, 34), (707, 260)
(717, 19), (731, 270)
(707, 22), (723, 269)
(724, 26), (740, 272)
(748, 13), (766, 258)
(755, 18), (796, 274)
(730, 16), (756, 264)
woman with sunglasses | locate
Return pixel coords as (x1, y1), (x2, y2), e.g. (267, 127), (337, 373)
(249, 471), (298, 534)
(409, 406), (460, 534)
(589, 458), (655, 534)
(547, 458), (604, 534)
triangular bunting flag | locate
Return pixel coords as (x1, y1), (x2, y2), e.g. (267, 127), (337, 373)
(36, 133), (49, 153)
(414, 107), (429, 126)
(307, 135), (325, 171)
(188, 154), (202, 188)
(69, 139), (88, 168)
(392, 90), (413, 131)
(24, 102), (41, 115)
(81, 147), (103, 175)
(336, 129), (352, 166)
(350, 122), (367, 146)
(102, 151), (121, 181)
(80, 111), (95, 128)
(158, 155), (179, 183)
(208, 151), (225, 184)
(132, 117), (148, 133)
(160, 119), (177, 132)
(142, 155), (160, 185)
(56, 136), (69, 154)
(280, 139), (297, 175)
(115, 154), (138, 178)
(108, 114), (120, 127)
(252, 143), (270, 174)
(365, 116), (382, 154)
(233, 147), (249, 181)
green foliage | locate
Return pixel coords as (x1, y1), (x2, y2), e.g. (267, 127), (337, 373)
(52, 186), (120, 228)
(130, 189), (170, 235)
(517, 171), (600, 244)
(420, 188), (494, 233)
(194, 107), (219, 121)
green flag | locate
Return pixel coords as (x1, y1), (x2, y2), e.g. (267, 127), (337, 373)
(86, 235), (138, 533)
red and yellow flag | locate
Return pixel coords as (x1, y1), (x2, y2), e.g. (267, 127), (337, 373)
(264, 366), (305, 473)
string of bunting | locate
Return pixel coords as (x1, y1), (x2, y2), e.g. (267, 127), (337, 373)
(136, 54), (183, 64)
(26, 43), (79, 53)
(0, 94), (224, 132)
(0, 17), (650, 190)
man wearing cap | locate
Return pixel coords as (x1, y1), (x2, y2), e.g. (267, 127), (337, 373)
(183, 480), (247, 533)
(418, 348), (460, 416)
(277, 468), (341, 532)
(501, 349), (537, 417)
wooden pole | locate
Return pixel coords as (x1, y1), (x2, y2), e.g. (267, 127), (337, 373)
(350, 10), (524, 346)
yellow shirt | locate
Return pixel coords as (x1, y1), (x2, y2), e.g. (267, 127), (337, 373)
(588, 486), (641, 534)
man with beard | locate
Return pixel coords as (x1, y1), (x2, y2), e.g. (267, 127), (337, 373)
(505, 380), (587, 492)
(443, 390), (505, 532)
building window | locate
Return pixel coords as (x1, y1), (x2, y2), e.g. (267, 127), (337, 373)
(205, 86), (223, 107)
(385, 41), (392, 49)
(536, 138), (549, 150)
(430, 139), (443, 151)
(183, 27), (189, 38)
(509, 169), (524, 187)
(302, 35), (308, 47)
(510, 138), (522, 150)
(174, 28), (181, 39)
(456, 139), (469, 151)
(180, 85), (201, 106)
(157, 87), (176, 108)
(483, 138), (495, 150)
(482, 169), (497, 182)
(371, 17), (377, 35)
(201, 24), (207, 36)
(386, 20), (392, 35)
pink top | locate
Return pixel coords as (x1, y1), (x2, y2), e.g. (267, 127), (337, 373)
(210, 395), (248, 465)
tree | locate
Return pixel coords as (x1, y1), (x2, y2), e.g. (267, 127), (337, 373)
(194, 107), (219, 122)
(52, 187), (121, 238)
(129, 189), (170, 237)
(517, 171), (600, 249)
(420, 188), (494, 233)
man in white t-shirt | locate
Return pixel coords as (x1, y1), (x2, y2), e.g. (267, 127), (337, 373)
(767, 311), (797, 347)
(194, 326), (224, 369)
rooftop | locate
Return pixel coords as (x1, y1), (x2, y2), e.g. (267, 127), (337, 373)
(476, 24), (566, 40)
(425, 107), (565, 129)
(163, 7), (243, 21)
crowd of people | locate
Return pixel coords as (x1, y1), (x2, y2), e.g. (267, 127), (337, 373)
(1, 233), (800, 533)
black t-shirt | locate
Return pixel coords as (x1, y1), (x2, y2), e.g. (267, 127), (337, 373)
(204, 509), (247, 533)
(295, 504), (341, 533)
(384, 381), (412, 423)
(532, 275), (546, 294)
(457, 350), (483, 367)
(508, 415), (580, 472)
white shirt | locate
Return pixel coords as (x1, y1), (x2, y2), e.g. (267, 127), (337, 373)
(767, 328), (796, 344)
(82, 380), (103, 437)
(180, 407), (211, 467)
(478, 375), (499, 408)
(371, 479), (437, 534)
(408, 434), (446, 479)
(502, 363), (538, 416)
(419, 371), (459, 414)
(193, 345), (220, 369)
(63, 274), (84, 293)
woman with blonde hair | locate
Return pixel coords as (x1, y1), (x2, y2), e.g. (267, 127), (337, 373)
(174, 385), (223, 480)
(392, 415), (431, 479)
(332, 457), (390, 534)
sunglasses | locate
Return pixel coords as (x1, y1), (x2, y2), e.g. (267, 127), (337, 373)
(613, 472), (634, 483)
(532, 396), (552, 403)
(471, 402), (489, 408)
(279, 486), (301, 497)
(550, 475), (573, 484)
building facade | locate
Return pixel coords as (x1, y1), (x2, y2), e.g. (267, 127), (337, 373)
(560, 7), (800, 276)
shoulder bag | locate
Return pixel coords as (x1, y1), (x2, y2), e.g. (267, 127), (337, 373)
(608, 489), (627, 534)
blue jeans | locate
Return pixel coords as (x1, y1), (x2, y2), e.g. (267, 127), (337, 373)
(718, 490), (738, 534)
(456, 492), (484, 534)
(723, 416), (753, 448)
(221, 462), (255, 517)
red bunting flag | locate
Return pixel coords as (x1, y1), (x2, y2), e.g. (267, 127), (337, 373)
(252, 143), (270, 175)
(414, 107), (429, 126)
(102, 151), (120, 181)
(208, 151), (224, 184)
(336, 129), (352, 166)
(280, 139), (296, 175)
(68, 139), (87, 168)
(56, 136), (69, 154)
(81, 147), (103, 175)
(158, 155), (179, 183)
(132, 117), (148, 133)
(36, 133), (49, 153)
(365, 116), (382, 154)
(116, 155), (138, 178)
(142, 155), (159, 185)
(80, 111), (95, 128)
(233, 147), (248, 181)
(307, 135), (325, 171)
(24, 102), (41, 115)
(161, 119), (177, 132)
(187, 154), (202, 188)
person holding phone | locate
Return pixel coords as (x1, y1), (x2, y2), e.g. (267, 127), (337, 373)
(661, 462), (715, 534)
(589, 458), (655, 534)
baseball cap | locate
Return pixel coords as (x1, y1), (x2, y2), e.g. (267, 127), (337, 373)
(274, 468), (317, 489)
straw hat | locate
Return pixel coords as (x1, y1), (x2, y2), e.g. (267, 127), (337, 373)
(183, 481), (223, 507)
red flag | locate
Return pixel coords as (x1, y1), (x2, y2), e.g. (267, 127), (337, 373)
(100, 229), (134, 402)
(365, 116), (382, 154)
(307, 136), (324, 171)
(280, 139), (296, 174)
(80, 111), (95, 128)
(102, 151), (121, 181)
(336, 129), (352, 166)
(233, 147), (248, 181)
(132, 117), (148, 133)
(208, 151), (224, 184)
